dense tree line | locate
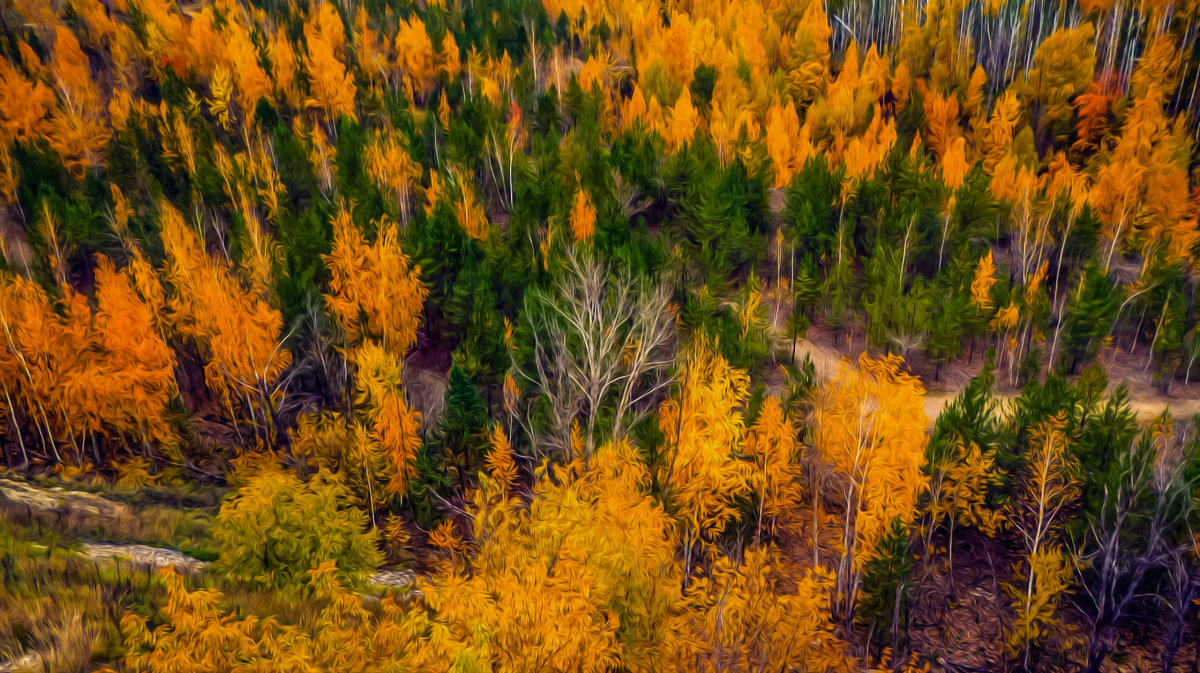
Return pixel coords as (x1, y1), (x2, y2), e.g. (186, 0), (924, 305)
(0, 0), (1198, 671)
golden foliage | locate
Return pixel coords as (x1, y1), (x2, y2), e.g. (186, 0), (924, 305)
(46, 25), (110, 177)
(159, 201), (291, 420)
(352, 341), (422, 498)
(927, 440), (1005, 537)
(923, 89), (959, 159)
(0, 252), (176, 457)
(0, 59), (54, 147)
(395, 16), (436, 100)
(658, 338), (751, 544)
(744, 396), (803, 537)
(324, 208), (427, 354)
(812, 354), (927, 617)
(304, 4), (356, 120)
(765, 100), (807, 187)
(1004, 545), (1075, 653)
(673, 547), (850, 673)
(1025, 23), (1096, 129)
(570, 183), (597, 242)
(453, 174), (491, 241)
(365, 133), (419, 222)
(1005, 415), (1079, 653)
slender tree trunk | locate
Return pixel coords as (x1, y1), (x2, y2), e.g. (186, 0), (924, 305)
(4, 387), (28, 469)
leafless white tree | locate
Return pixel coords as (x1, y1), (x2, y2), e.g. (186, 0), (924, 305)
(510, 248), (676, 462)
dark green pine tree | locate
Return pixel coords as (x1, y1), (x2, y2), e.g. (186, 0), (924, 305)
(1151, 287), (1187, 391)
(782, 155), (840, 261)
(862, 244), (931, 359)
(436, 363), (490, 473)
(1061, 260), (1119, 373)
(926, 282), (968, 380)
(455, 289), (510, 390)
(788, 255), (820, 358)
(821, 231), (857, 338)
(665, 136), (767, 293)
(854, 517), (915, 665)
(409, 363), (489, 527)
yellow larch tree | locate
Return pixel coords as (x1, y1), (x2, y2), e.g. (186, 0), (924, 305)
(304, 3), (356, 123)
(570, 181), (596, 243)
(0, 58), (54, 148)
(658, 337), (751, 567)
(1091, 81), (1195, 266)
(323, 207), (427, 501)
(352, 341), (422, 500)
(765, 100), (804, 188)
(225, 23), (271, 119)
(1005, 414), (1079, 662)
(812, 353), (928, 624)
(672, 546), (851, 673)
(0, 271), (88, 465)
(159, 201), (291, 435)
(324, 208), (428, 355)
(355, 6), (390, 83)
(922, 439), (1006, 576)
(744, 396), (803, 541)
(1071, 78), (1115, 155)
(971, 250), (997, 312)
(452, 173), (491, 241)
(408, 439), (683, 673)
(0, 55), (55, 202)
(1024, 23), (1096, 132)
(46, 24), (111, 178)
(977, 89), (1021, 174)
(366, 132), (419, 224)
(395, 16), (436, 101)
(922, 88), (960, 160)
(784, 1), (831, 107)
(91, 255), (177, 448)
(663, 93), (698, 152)
(269, 27), (299, 108)
(0, 250), (177, 464)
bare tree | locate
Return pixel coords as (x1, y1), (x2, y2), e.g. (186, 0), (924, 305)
(510, 248), (676, 462)
(1159, 528), (1199, 673)
(1074, 419), (1198, 673)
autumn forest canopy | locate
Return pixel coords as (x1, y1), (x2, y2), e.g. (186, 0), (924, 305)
(2, 0), (1200, 671)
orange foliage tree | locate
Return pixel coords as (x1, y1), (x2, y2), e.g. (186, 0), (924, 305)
(159, 202), (291, 438)
(323, 206), (427, 504)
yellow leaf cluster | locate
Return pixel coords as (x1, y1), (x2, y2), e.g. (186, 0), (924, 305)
(365, 133), (419, 221)
(927, 440), (1006, 537)
(159, 202), (290, 419)
(304, 4), (356, 120)
(0, 252), (177, 459)
(324, 208), (427, 354)
(673, 547), (850, 673)
(352, 341), (422, 498)
(658, 338), (751, 542)
(813, 354), (927, 571)
(395, 16), (436, 100)
(570, 184), (597, 243)
(971, 252), (996, 313)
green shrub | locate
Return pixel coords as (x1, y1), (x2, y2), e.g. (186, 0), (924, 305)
(213, 470), (379, 590)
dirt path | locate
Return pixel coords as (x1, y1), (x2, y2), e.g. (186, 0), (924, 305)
(785, 330), (1200, 426)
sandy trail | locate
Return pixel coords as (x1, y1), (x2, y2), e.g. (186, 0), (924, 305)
(787, 333), (1200, 426)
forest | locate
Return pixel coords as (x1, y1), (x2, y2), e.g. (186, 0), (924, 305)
(0, 0), (1199, 671)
